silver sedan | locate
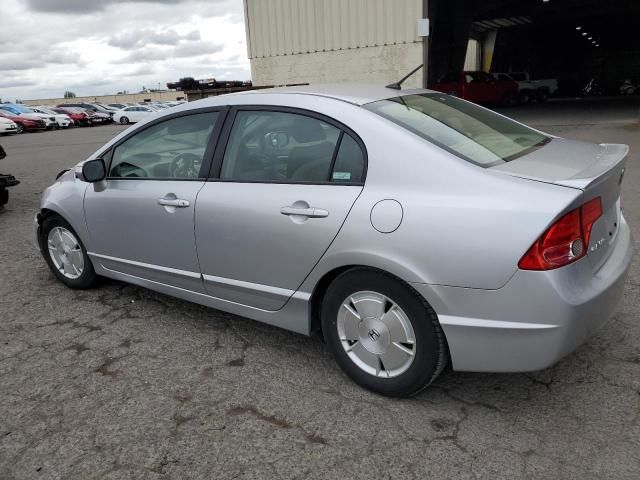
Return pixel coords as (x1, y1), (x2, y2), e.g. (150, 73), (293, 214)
(35, 84), (633, 397)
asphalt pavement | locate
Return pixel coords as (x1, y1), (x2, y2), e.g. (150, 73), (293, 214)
(1, 101), (639, 479)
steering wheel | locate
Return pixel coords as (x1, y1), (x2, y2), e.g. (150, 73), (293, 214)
(169, 153), (201, 178)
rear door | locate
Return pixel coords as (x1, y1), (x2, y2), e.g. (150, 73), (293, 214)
(462, 72), (487, 102)
(195, 107), (366, 310)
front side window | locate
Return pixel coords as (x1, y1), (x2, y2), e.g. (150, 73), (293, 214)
(109, 112), (218, 179)
(221, 111), (341, 183)
(364, 93), (549, 166)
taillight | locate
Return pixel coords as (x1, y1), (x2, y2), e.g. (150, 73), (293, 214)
(581, 197), (602, 246)
(519, 197), (602, 271)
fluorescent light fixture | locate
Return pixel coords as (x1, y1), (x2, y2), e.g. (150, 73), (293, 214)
(582, 32), (587, 36)
(576, 26), (582, 30)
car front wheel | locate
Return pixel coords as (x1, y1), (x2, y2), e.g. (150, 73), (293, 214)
(119, 116), (129, 125)
(15, 124), (24, 134)
(40, 215), (98, 289)
(321, 269), (448, 397)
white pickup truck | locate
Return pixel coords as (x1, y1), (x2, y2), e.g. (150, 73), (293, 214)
(493, 72), (558, 103)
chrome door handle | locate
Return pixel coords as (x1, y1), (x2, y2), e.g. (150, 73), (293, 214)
(280, 206), (329, 218)
(158, 198), (190, 207)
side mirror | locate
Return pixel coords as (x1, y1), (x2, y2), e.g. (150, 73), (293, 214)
(0, 145), (5, 160)
(81, 158), (106, 182)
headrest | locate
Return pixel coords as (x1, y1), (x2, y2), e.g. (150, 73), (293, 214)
(291, 117), (326, 142)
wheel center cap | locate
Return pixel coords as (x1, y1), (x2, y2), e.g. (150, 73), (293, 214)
(358, 318), (390, 354)
(368, 328), (381, 342)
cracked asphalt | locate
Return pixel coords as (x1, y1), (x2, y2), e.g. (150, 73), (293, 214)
(1, 99), (639, 479)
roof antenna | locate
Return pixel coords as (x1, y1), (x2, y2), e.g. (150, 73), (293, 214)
(386, 64), (424, 90)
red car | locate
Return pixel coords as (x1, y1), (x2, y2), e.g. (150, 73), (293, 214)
(0, 110), (46, 133)
(51, 107), (93, 127)
(430, 71), (518, 106)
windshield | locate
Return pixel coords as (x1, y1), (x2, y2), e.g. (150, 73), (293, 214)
(364, 93), (549, 166)
(1, 105), (34, 114)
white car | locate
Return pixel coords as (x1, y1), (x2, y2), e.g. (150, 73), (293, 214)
(31, 106), (73, 128)
(494, 72), (559, 103)
(0, 116), (18, 135)
(136, 103), (161, 111)
(113, 106), (156, 124)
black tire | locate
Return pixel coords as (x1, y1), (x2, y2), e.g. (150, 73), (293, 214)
(119, 116), (129, 125)
(321, 269), (448, 397)
(502, 93), (516, 107)
(536, 88), (549, 102)
(518, 90), (532, 104)
(40, 215), (98, 289)
(15, 123), (24, 134)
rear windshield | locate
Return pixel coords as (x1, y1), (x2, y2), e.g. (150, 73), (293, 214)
(364, 93), (549, 167)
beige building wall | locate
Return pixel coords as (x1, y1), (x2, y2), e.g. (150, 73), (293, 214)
(22, 91), (185, 107)
(244, 0), (425, 88)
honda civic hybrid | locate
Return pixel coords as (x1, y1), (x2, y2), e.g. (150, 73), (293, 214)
(35, 84), (633, 396)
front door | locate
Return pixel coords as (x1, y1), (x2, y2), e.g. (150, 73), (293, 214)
(195, 109), (366, 310)
(84, 110), (222, 292)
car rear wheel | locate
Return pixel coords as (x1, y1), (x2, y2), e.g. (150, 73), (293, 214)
(119, 116), (129, 125)
(321, 269), (447, 397)
(518, 90), (532, 104)
(537, 88), (549, 102)
(40, 215), (98, 289)
(502, 93), (517, 107)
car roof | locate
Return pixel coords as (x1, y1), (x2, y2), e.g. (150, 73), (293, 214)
(221, 84), (436, 106)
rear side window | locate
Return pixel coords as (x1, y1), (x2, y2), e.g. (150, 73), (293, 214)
(221, 111), (341, 183)
(365, 93), (549, 167)
(331, 134), (365, 183)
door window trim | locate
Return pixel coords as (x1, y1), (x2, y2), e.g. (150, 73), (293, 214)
(207, 105), (368, 186)
(104, 106), (229, 181)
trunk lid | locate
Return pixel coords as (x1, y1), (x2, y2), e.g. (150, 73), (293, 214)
(492, 138), (628, 272)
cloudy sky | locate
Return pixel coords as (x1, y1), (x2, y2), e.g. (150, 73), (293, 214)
(0, 0), (250, 101)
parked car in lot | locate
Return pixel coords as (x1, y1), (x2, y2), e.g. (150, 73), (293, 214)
(35, 84), (633, 397)
(58, 103), (113, 123)
(0, 104), (58, 129)
(113, 105), (156, 124)
(0, 145), (19, 209)
(0, 116), (18, 135)
(51, 106), (93, 127)
(494, 72), (558, 103)
(30, 106), (73, 128)
(430, 71), (518, 106)
(107, 103), (129, 110)
(0, 110), (46, 133)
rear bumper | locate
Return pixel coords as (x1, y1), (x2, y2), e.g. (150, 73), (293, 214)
(413, 214), (633, 372)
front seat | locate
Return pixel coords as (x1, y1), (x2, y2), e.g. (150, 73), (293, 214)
(233, 145), (266, 180)
(287, 117), (335, 181)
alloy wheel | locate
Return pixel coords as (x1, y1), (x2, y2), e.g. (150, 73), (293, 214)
(47, 226), (84, 279)
(337, 291), (416, 378)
